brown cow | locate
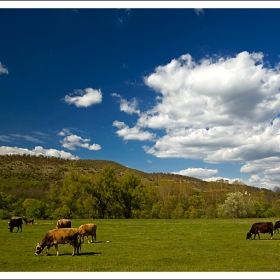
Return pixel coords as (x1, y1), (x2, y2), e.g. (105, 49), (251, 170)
(246, 222), (274, 240)
(78, 223), (97, 243)
(35, 228), (81, 256)
(56, 219), (71, 229)
(8, 217), (23, 233)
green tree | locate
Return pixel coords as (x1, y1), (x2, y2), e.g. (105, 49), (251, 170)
(273, 199), (280, 217)
(93, 166), (118, 218)
(171, 203), (184, 219)
(117, 170), (149, 218)
(25, 199), (48, 219)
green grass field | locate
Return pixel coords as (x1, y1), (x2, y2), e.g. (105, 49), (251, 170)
(1, 218), (280, 273)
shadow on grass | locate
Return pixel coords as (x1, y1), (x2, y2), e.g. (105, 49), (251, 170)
(78, 252), (102, 256)
(44, 252), (101, 256)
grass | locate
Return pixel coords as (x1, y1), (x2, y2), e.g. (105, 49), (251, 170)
(1, 218), (280, 273)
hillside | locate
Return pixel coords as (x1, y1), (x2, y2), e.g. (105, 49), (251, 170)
(0, 154), (275, 200)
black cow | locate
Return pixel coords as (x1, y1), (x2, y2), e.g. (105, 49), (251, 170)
(8, 217), (23, 233)
(23, 217), (34, 225)
(274, 220), (280, 233)
(246, 222), (273, 240)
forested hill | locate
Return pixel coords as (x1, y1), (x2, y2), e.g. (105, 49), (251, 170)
(0, 154), (274, 199)
(1, 154), (280, 220)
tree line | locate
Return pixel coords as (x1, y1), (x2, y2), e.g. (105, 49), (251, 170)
(1, 162), (280, 220)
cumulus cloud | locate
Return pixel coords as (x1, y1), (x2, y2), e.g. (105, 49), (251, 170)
(64, 88), (102, 107)
(113, 51), (280, 189)
(112, 93), (140, 115)
(240, 157), (280, 189)
(59, 129), (101, 151)
(0, 62), (8, 74)
(0, 146), (78, 159)
(113, 121), (155, 141)
(172, 167), (218, 179)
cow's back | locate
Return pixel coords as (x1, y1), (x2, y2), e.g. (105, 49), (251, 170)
(78, 223), (97, 235)
(47, 228), (79, 244)
(56, 219), (71, 229)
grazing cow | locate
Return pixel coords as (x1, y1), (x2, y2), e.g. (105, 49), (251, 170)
(78, 223), (97, 243)
(23, 217), (34, 225)
(274, 220), (280, 233)
(56, 219), (71, 229)
(246, 222), (274, 240)
(35, 228), (81, 256)
(8, 217), (23, 233)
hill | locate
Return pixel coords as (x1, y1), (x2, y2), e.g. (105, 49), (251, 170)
(0, 154), (275, 200)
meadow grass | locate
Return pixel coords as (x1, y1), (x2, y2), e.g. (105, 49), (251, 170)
(0, 218), (280, 273)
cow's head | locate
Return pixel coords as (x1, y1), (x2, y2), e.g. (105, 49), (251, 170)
(35, 243), (43, 255)
(8, 222), (13, 233)
(246, 232), (252, 240)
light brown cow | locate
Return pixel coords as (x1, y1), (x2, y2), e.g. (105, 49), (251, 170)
(78, 223), (97, 243)
(56, 219), (71, 229)
(35, 228), (81, 256)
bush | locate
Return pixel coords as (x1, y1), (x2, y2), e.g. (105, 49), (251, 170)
(0, 209), (12, 219)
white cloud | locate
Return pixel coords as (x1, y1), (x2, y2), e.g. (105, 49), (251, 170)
(112, 93), (140, 115)
(64, 88), (102, 107)
(194, 8), (204, 16)
(172, 167), (218, 179)
(0, 135), (12, 142)
(11, 134), (44, 143)
(59, 129), (101, 151)
(113, 121), (155, 141)
(58, 128), (71, 137)
(240, 157), (280, 189)
(113, 51), (280, 189)
(0, 146), (78, 159)
(0, 62), (8, 74)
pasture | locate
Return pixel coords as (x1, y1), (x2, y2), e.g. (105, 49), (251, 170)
(1, 218), (280, 273)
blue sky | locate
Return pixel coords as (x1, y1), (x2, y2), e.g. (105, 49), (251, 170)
(2, 2), (280, 190)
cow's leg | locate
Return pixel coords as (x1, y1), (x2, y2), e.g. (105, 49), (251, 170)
(44, 246), (50, 256)
(72, 245), (76, 256)
(55, 244), (59, 256)
(20, 225), (22, 232)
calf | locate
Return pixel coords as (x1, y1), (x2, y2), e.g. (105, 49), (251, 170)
(78, 223), (97, 243)
(246, 222), (274, 240)
(23, 217), (34, 225)
(35, 228), (81, 256)
(56, 219), (71, 229)
(8, 217), (23, 233)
